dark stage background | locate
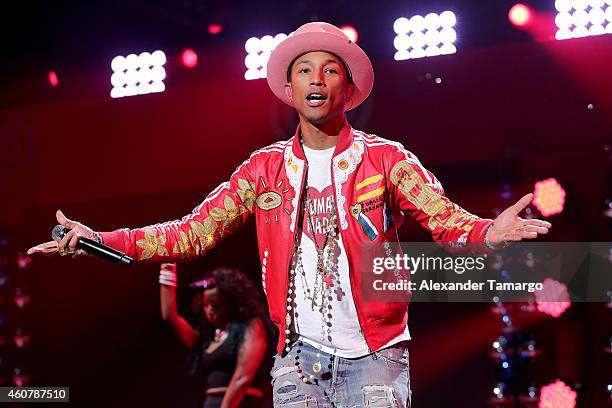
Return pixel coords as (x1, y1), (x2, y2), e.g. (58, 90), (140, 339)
(0, 1), (611, 406)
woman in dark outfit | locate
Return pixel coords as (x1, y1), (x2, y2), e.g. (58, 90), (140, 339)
(159, 263), (270, 408)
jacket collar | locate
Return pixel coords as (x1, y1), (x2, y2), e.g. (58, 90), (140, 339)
(291, 118), (354, 160)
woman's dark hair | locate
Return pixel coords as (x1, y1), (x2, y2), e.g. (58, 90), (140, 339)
(191, 268), (266, 325)
(208, 267), (266, 322)
(188, 268), (274, 375)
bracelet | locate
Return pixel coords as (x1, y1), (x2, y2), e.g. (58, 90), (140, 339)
(93, 231), (104, 245)
(159, 279), (177, 287)
(484, 223), (510, 250)
(159, 270), (177, 287)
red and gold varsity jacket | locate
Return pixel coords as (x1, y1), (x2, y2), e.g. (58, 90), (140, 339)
(100, 120), (493, 354)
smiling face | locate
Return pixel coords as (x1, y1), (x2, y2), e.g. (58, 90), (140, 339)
(286, 51), (354, 127)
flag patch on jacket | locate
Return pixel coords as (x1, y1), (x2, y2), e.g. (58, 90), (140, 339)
(349, 203), (380, 240)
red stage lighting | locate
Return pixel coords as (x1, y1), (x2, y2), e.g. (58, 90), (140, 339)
(533, 178), (565, 217)
(181, 48), (198, 68)
(48, 70), (58, 87)
(535, 278), (571, 318)
(339, 25), (359, 43)
(539, 380), (577, 407)
(509, 3), (533, 27)
(208, 24), (223, 35)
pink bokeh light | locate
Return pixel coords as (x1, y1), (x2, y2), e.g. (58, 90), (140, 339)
(539, 380), (577, 408)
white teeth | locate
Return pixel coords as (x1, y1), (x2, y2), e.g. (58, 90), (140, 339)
(307, 98), (325, 106)
(307, 93), (326, 100)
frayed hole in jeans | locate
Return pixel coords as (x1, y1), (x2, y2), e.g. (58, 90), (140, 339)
(362, 384), (400, 407)
(277, 381), (298, 396)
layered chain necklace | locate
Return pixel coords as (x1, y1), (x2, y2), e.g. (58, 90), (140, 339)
(284, 143), (341, 376)
(286, 183), (339, 376)
(285, 140), (340, 383)
(299, 185), (338, 307)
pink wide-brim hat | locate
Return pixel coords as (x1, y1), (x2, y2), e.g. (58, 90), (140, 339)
(266, 22), (374, 111)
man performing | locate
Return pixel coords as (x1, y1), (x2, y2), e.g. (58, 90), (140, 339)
(28, 22), (551, 407)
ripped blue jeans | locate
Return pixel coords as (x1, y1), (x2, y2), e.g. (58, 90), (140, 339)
(271, 341), (411, 407)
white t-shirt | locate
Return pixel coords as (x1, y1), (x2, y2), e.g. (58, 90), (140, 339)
(292, 145), (410, 358)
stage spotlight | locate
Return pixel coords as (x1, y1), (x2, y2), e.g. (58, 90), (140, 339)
(181, 48), (198, 68)
(394, 17), (410, 34)
(509, 3), (533, 27)
(48, 70), (58, 87)
(555, 0), (612, 39)
(535, 278), (571, 317)
(539, 380), (577, 407)
(533, 178), (565, 217)
(244, 33), (287, 80)
(110, 50), (167, 99)
(208, 24), (223, 35)
(393, 11), (457, 61)
(339, 25), (359, 43)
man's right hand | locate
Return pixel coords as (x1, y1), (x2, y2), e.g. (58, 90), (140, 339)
(27, 210), (95, 257)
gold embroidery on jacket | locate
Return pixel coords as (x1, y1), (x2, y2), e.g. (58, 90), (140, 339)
(390, 161), (478, 232)
(172, 231), (196, 257)
(210, 195), (246, 230)
(256, 191), (282, 211)
(255, 176), (292, 222)
(188, 217), (219, 253)
(236, 179), (257, 211)
(137, 230), (169, 260)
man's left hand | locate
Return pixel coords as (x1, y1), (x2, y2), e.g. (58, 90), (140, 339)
(488, 193), (552, 246)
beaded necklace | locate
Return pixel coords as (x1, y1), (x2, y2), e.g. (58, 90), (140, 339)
(283, 139), (340, 381)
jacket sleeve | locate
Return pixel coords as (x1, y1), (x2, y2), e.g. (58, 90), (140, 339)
(99, 158), (258, 262)
(385, 143), (493, 244)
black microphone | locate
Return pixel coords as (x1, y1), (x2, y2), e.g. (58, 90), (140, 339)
(52, 225), (134, 266)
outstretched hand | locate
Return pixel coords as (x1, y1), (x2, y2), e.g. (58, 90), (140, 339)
(26, 210), (95, 257)
(487, 193), (552, 246)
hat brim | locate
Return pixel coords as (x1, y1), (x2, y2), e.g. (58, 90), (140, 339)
(266, 31), (374, 111)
